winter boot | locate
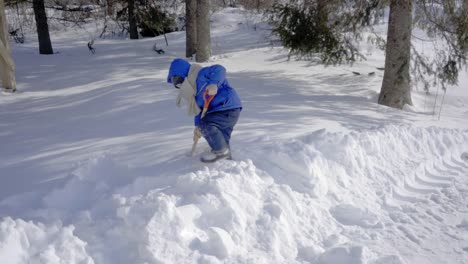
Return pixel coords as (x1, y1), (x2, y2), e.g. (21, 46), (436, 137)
(201, 148), (231, 163)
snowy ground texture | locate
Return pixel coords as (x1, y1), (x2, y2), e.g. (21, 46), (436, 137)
(1, 8), (468, 264)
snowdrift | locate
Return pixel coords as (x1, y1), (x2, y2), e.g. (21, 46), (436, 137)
(1, 125), (467, 264)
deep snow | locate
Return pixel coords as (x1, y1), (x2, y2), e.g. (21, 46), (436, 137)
(1, 7), (468, 264)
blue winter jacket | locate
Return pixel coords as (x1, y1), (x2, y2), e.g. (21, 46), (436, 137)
(167, 58), (242, 126)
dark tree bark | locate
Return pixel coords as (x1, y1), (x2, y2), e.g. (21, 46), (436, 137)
(107, 0), (114, 16)
(186, 0), (197, 58)
(378, 0), (413, 109)
(317, 0), (329, 22)
(33, 0), (53, 54)
(196, 0), (211, 62)
(128, 0), (138, 39)
(464, 0), (468, 15)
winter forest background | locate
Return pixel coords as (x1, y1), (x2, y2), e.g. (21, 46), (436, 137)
(1, 0), (468, 263)
(3, 0), (468, 104)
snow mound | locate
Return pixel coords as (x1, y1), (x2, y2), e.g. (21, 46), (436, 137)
(330, 204), (382, 228)
(2, 125), (468, 263)
(0, 217), (93, 264)
(43, 155), (133, 216)
(317, 245), (369, 264)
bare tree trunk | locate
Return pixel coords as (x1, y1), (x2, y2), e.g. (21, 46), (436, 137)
(128, 0), (138, 39)
(186, 0), (197, 58)
(317, 0), (329, 21)
(378, 0), (413, 109)
(0, 0), (16, 91)
(33, 0), (53, 54)
(196, 0), (211, 62)
(464, 0), (468, 15)
(107, 0), (114, 17)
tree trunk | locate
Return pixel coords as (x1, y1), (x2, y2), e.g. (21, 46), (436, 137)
(0, 0), (16, 91)
(107, 0), (114, 16)
(464, 0), (468, 14)
(186, 0), (197, 58)
(128, 0), (138, 39)
(33, 0), (53, 54)
(317, 0), (329, 22)
(378, 0), (413, 109)
(196, 0), (211, 62)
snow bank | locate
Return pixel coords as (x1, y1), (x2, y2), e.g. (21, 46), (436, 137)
(0, 217), (93, 264)
(1, 125), (467, 263)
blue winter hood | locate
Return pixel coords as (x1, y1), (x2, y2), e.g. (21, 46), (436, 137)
(167, 58), (191, 84)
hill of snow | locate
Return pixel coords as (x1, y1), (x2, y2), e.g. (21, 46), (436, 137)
(1, 7), (468, 264)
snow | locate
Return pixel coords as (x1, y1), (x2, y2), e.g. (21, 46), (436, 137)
(1, 7), (468, 264)
(0, 217), (93, 264)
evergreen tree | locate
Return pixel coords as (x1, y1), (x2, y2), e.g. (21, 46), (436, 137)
(267, 0), (366, 64)
(268, 0), (468, 110)
(412, 0), (468, 92)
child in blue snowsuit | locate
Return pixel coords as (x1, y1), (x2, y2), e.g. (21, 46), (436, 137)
(167, 58), (242, 162)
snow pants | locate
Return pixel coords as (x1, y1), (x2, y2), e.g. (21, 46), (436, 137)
(199, 108), (241, 152)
